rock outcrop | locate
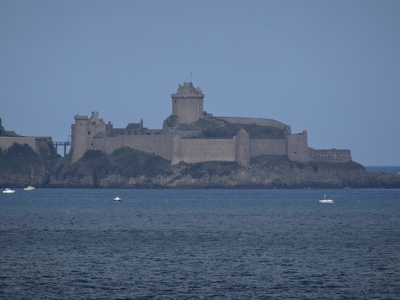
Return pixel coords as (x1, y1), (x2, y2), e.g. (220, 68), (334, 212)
(46, 149), (400, 189)
(2, 145), (399, 189)
(0, 142), (58, 188)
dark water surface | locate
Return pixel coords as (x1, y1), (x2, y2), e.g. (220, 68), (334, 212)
(1, 188), (400, 299)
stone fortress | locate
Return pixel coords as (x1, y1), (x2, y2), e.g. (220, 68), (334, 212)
(70, 82), (351, 166)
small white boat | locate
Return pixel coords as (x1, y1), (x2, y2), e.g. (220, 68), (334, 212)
(319, 194), (333, 203)
(24, 186), (35, 191)
(3, 188), (16, 194)
(114, 197), (121, 201)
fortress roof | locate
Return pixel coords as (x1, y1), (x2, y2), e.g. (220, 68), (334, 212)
(126, 123), (141, 129)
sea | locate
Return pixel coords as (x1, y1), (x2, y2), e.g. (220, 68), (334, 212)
(1, 167), (400, 299)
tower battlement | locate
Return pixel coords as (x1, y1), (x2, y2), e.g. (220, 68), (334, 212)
(172, 82), (203, 97)
(171, 82), (204, 124)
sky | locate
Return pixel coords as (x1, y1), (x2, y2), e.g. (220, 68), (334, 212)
(1, 0), (399, 166)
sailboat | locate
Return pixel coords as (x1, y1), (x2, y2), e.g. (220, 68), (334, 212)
(319, 194), (333, 203)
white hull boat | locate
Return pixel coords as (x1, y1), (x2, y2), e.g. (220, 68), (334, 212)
(3, 188), (15, 194)
(114, 197), (121, 201)
(319, 194), (333, 203)
(24, 186), (35, 191)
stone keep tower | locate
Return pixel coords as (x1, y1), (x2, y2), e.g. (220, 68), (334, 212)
(171, 82), (204, 124)
(71, 112), (106, 163)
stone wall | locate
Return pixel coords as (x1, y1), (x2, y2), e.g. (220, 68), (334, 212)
(0, 136), (41, 152)
(172, 98), (204, 124)
(69, 110), (352, 166)
(309, 149), (351, 163)
(172, 136), (236, 165)
(94, 135), (174, 160)
(287, 131), (309, 163)
(0, 136), (55, 157)
(249, 139), (287, 158)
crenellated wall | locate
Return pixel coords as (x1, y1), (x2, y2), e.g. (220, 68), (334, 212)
(309, 148), (351, 163)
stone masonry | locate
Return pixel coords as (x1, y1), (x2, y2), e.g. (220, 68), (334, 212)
(69, 82), (352, 166)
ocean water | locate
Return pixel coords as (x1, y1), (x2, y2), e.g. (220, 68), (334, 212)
(1, 188), (400, 299)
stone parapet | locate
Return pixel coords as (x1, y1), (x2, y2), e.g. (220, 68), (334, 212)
(309, 148), (351, 163)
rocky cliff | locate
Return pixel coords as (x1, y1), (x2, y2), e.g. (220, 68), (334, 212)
(0, 141), (58, 188)
(1, 144), (399, 189)
(46, 148), (400, 189)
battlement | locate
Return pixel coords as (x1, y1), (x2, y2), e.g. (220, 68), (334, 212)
(74, 115), (88, 121)
(171, 82), (204, 98)
(309, 148), (351, 163)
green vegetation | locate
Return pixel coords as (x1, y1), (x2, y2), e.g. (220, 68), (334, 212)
(109, 147), (171, 177)
(201, 123), (285, 139)
(0, 143), (42, 173)
(54, 147), (244, 185)
(251, 155), (364, 174)
(53, 147), (172, 185)
(311, 164), (319, 172)
(0, 142), (58, 187)
(172, 118), (286, 139)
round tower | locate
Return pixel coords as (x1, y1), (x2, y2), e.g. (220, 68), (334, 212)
(171, 82), (204, 124)
(235, 128), (250, 167)
(71, 115), (90, 163)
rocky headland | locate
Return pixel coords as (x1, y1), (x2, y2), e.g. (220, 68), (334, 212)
(1, 143), (399, 189)
(45, 148), (400, 189)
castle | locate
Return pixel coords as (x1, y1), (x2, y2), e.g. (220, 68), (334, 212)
(70, 82), (351, 166)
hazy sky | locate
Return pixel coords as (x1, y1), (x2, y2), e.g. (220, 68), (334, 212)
(1, 0), (399, 165)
